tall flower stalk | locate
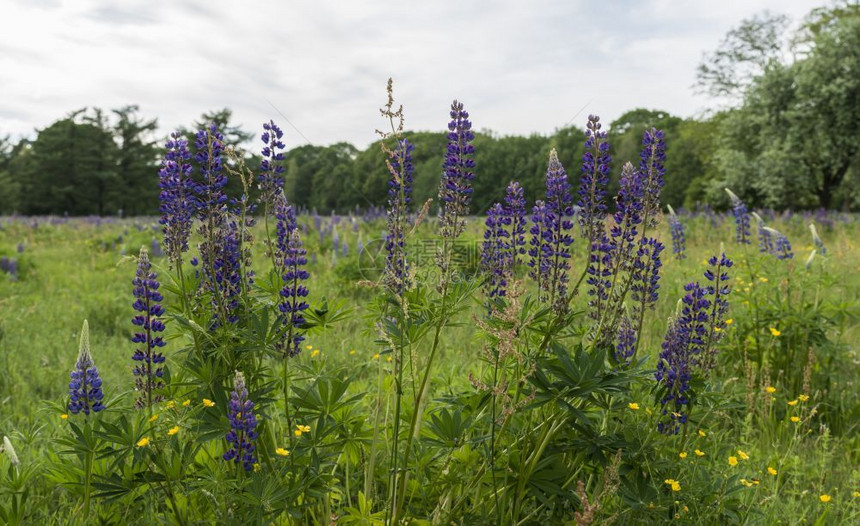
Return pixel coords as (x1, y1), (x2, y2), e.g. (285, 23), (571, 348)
(666, 205), (686, 259)
(481, 203), (512, 302)
(725, 188), (751, 245)
(223, 371), (258, 472)
(275, 192), (310, 357)
(504, 181), (527, 269)
(384, 139), (414, 296)
(158, 132), (195, 269)
(131, 247), (167, 409)
(68, 320), (105, 416)
(258, 120), (286, 210)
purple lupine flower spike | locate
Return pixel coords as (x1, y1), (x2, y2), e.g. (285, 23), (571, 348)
(68, 320), (105, 415)
(384, 139), (414, 295)
(656, 253), (733, 434)
(666, 205), (686, 259)
(725, 189), (751, 245)
(275, 191), (310, 357)
(481, 203), (512, 302)
(542, 149), (575, 314)
(631, 237), (664, 336)
(439, 100), (475, 240)
(223, 371), (258, 471)
(504, 181), (527, 269)
(578, 114), (611, 250)
(258, 120), (286, 209)
(765, 227), (793, 260)
(751, 212), (773, 253)
(614, 316), (636, 368)
(158, 132), (196, 267)
(528, 200), (550, 295)
(131, 247), (167, 408)
(639, 128), (666, 228)
(193, 124), (227, 222)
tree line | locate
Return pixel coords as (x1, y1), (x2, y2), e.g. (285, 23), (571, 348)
(0, 3), (857, 216)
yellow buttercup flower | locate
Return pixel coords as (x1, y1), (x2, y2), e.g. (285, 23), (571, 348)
(737, 450), (749, 461)
(769, 327), (781, 337)
(182, 399), (191, 407)
(853, 491), (860, 498)
(767, 467), (777, 475)
(294, 429), (302, 437)
(166, 400), (176, 409)
(790, 416), (800, 423)
(203, 399), (215, 407)
(698, 429), (706, 437)
(787, 399), (798, 406)
(300, 425), (310, 432)
(253, 463), (261, 473)
(679, 452), (688, 459)
(819, 494), (831, 503)
(275, 447), (290, 457)
(136, 437), (150, 448)
(167, 426), (179, 436)
(664, 479), (681, 492)
(759, 277), (768, 283)
(728, 456), (738, 467)
(725, 319), (733, 326)
(765, 386), (777, 394)
(373, 353), (380, 360)
(305, 345), (313, 350)
(60, 414), (69, 420)
(349, 350), (356, 355)
(311, 349), (320, 358)
(740, 479), (753, 488)
(628, 403), (640, 410)
(149, 413), (159, 423)
(694, 449), (705, 457)
(798, 394), (810, 402)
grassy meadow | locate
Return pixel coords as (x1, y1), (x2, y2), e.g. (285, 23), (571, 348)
(0, 209), (859, 524)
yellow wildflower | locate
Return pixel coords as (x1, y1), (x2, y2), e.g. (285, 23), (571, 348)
(752, 479), (760, 486)
(694, 449), (705, 457)
(725, 319), (733, 326)
(853, 491), (860, 498)
(311, 349), (320, 358)
(645, 407), (652, 415)
(168, 426), (179, 436)
(769, 327), (781, 337)
(149, 413), (159, 423)
(759, 277), (768, 283)
(737, 450), (749, 461)
(294, 429), (302, 437)
(790, 416), (800, 423)
(305, 344), (313, 350)
(182, 399), (191, 407)
(819, 494), (831, 503)
(679, 452), (688, 459)
(728, 456), (738, 467)
(136, 437), (150, 448)
(787, 399), (798, 406)
(166, 400), (176, 409)
(386, 356), (393, 362)
(740, 479), (753, 487)
(373, 353), (380, 360)
(300, 425), (311, 432)
(60, 414), (69, 420)
(698, 429), (706, 437)
(349, 349), (356, 355)
(767, 467), (777, 475)
(203, 399), (215, 407)
(664, 479), (681, 492)
(765, 386), (777, 394)
(628, 403), (640, 410)
(275, 448), (290, 457)
(798, 394), (809, 402)
(253, 463), (261, 473)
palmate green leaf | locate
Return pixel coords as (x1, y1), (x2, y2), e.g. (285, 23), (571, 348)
(303, 298), (353, 332)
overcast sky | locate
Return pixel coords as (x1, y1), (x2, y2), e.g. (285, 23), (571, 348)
(1, 0), (819, 150)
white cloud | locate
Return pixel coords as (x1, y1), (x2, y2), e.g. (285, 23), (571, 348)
(0, 0), (822, 149)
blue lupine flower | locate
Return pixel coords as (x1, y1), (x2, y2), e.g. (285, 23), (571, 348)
(725, 189), (751, 245)
(193, 124), (227, 221)
(578, 114), (611, 248)
(481, 203), (512, 301)
(609, 162), (645, 270)
(539, 149), (575, 313)
(656, 253), (733, 433)
(131, 247), (166, 409)
(504, 181), (527, 268)
(223, 371), (258, 471)
(158, 132), (196, 266)
(765, 227), (793, 260)
(631, 236), (664, 326)
(68, 320), (105, 415)
(752, 212), (774, 253)
(385, 139), (414, 295)
(666, 205), (686, 259)
(275, 192), (309, 357)
(614, 315), (636, 368)
(209, 221), (243, 328)
(527, 200), (550, 294)
(439, 100), (475, 240)
(639, 128), (666, 228)
(259, 120), (286, 209)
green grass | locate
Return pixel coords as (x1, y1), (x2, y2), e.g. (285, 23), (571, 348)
(1, 212), (859, 524)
